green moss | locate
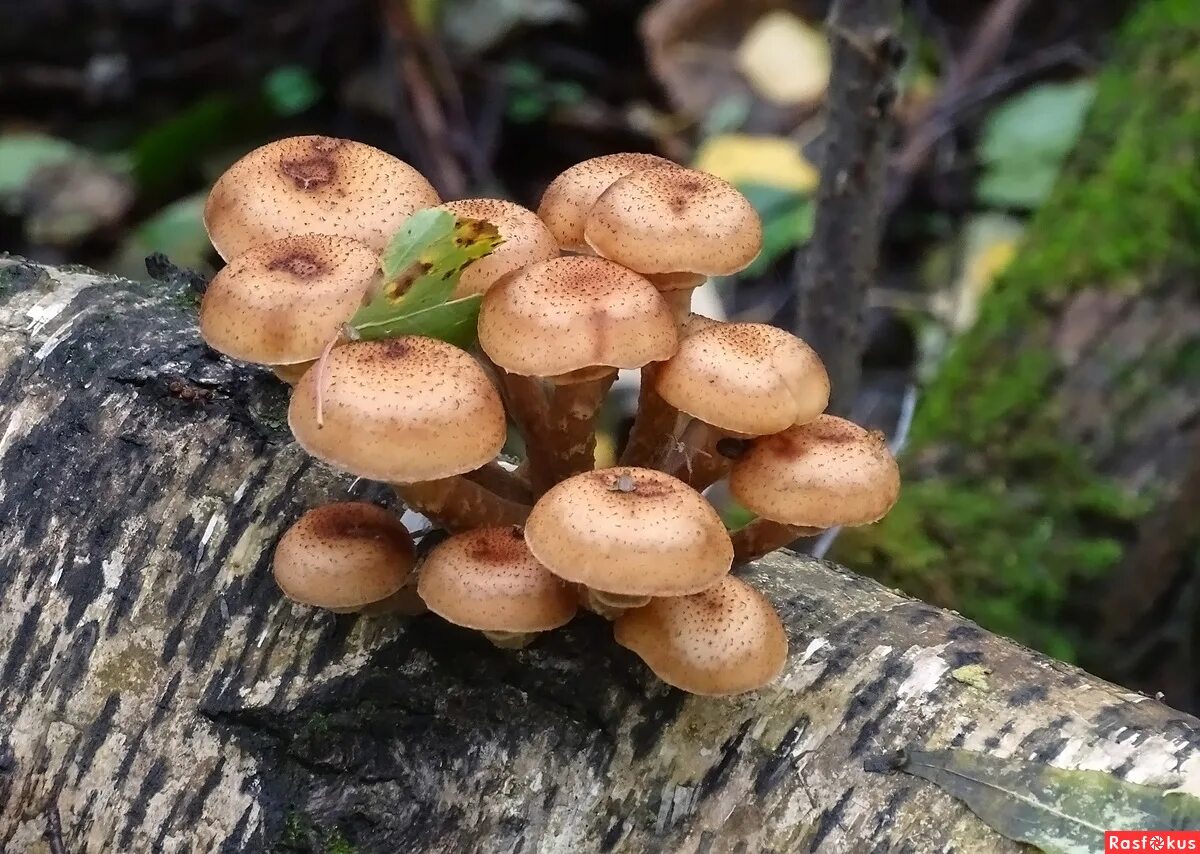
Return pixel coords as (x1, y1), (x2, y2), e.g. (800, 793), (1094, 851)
(276, 810), (357, 853)
(835, 0), (1199, 658)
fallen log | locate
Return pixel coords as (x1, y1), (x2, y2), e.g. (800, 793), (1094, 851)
(1, 257), (1197, 852)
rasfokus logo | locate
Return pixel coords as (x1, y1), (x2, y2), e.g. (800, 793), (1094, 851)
(1106, 831), (1200, 850)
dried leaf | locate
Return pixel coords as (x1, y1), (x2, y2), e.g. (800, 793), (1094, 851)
(735, 11), (829, 106)
(895, 749), (1200, 854)
(694, 134), (819, 193)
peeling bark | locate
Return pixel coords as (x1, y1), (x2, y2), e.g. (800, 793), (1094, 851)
(1, 258), (1198, 853)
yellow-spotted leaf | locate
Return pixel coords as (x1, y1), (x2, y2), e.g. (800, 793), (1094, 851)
(736, 11), (830, 106)
(694, 134), (819, 194)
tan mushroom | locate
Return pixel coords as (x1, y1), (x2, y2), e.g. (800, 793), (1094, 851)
(537, 152), (675, 253)
(479, 256), (678, 490)
(288, 337), (529, 532)
(204, 135), (440, 260)
(524, 467), (733, 617)
(198, 234), (378, 385)
(273, 502), (415, 614)
(418, 525), (577, 648)
(614, 576), (788, 696)
(436, 198), (558, 297)
(650, 322), (829, 491)
(729, 415), (901, 561)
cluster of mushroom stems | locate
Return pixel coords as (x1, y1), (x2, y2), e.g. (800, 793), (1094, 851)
(198, 136), (900, 696)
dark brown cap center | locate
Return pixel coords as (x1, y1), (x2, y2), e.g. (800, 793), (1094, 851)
(267, 252), (325, 280)
(280, 154), (338, 191)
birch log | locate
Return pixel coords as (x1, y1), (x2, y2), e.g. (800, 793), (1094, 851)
(1, 257), (1198, 853)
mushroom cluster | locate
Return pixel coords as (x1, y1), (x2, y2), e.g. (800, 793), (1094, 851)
(198, 136), (901, 696)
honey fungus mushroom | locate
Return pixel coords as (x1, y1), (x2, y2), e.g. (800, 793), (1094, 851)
(288, 337), (529, 532)
(536, 152), (675, 252)
(273, 502), (415, 614)
(418, 526), (577, 648)
(204, 135), (440, 260)
(729, 415), (901, 562)
(436, 199), (558, 297)
(524, 467), (733, 617)
(651, 322), (830, 490)
(198, 234), (379, 385)
(614, 576), (788, 696)
(479, 256), (678, 489)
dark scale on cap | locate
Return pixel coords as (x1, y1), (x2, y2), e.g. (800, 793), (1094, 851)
(280, 151), (339, 191)
(266, 252), (325, 279)
(310, 504), (398, 542)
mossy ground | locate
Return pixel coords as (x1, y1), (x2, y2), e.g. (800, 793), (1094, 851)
(835, 0), (1200, 660)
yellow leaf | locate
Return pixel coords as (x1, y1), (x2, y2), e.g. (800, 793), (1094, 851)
(736, 11), (830, 106)
(694, 134), (819, 193)
(594, 431), (617, 469)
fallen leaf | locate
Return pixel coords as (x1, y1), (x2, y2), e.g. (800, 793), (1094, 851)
(694, 134), (819, 193)
(0, 133), (83, 201)
(894, 749), (1200, 854)
(933, 214), (1023, 332)
(950, 664), (992, 690)
(735, 10), (829, 106)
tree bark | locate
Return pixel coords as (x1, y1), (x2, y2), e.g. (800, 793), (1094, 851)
(1, 257), (1198, 852)
(835, 0), (1200, 710)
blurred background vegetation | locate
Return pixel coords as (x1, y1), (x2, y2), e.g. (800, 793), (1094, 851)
(3, 0), (1197, 709)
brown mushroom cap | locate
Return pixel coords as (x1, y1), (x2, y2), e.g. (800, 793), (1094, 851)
(537, 152), (676, 252)
(524, 467), (733, 597)
(288, 337), (506, 483)
(418, 526), (577, 632)
(729, 415), (901, 528)
(583, 167), (762, 276)
(614, 576), (787, 696)
(204, 135), (440, 260)
(199, 234), (378, 366)
(656, 322), (829, 436)
(273, 502), (415, 611)
(478, 256), (678, 380)
(436, 199), (559, 297)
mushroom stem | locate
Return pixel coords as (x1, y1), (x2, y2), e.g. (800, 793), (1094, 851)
(663, 290), (693, 325)
(543, 372), (618, 484)
(663, 419), (736, 492)
(582, 588), (652, 620)
(393, 476), (530, 533)
(481, 630), (537, 649)
(618, 363), (678, 468)
(496, 370), (559, 494)
(464, 460), (533, 504)
(270, 361), (313, 386)
(731, 520), (825, 563)
(358, 582), (428, 616)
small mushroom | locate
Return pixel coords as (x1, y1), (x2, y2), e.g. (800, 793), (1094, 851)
(199, 234), (378, 385)
(273, 502), (415, 613)
(204, 135), (440, 260)
(729, 415), (901, 561)
(536, 152), (676, 253)
(524, 467), (733, 617)
(436, 198), (559, 297)
(288, 337), (529, 532)
(418, 525), (577, 648)
(479, 256), (678, 490)
(614, 576), (788, 696)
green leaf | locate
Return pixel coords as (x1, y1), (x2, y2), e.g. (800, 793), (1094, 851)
(737, 181), (814, 276)
(263, 66), (323, 117)
(353, 294), (484, 348)
(0, 134), (84, 199)
(977, 80), (1096, 209)
(379, 208), (457, 281)
(111, 192), (211, 279)
(894, 749), (1200, 854)
(130, 95), (240, 196)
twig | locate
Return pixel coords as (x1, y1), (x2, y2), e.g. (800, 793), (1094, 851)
(796, 0), (905, 414)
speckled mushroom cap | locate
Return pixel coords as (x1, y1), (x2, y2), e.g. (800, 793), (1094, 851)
(524, 467), (733, 597)
(418, 526), (577, 632)
(273, 502), (415, 611)
(478, 256), (678, 380)
(614, 576), (787, 696)
(537, 152), (676, 253)
(436, 199), (559, 297)
(729, 415), (901, 528)
(204, 135), (440, 260)
(656, 322), (829, 436)
(288, 337), (506, 483)
(583, 167), (762, 276)
(199, 234), (378, 366)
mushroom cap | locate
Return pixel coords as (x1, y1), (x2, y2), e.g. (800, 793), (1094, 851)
(614, 576), (788, 696)
(204, 135), (440, 260)
(583, 167), (762, 276)
(273, 502), (415, 610)
(418, 526), (577, 632)
(478, 256), (678, 379)
(437, 198), (559, 297)
(288, 337), (507, 483)
(656, 322), (829, 436)
(524, 467), (733, 597)
(729, 415), (901, 528)
(537, 152), (676, 252)
(199, 234), (378, 366)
